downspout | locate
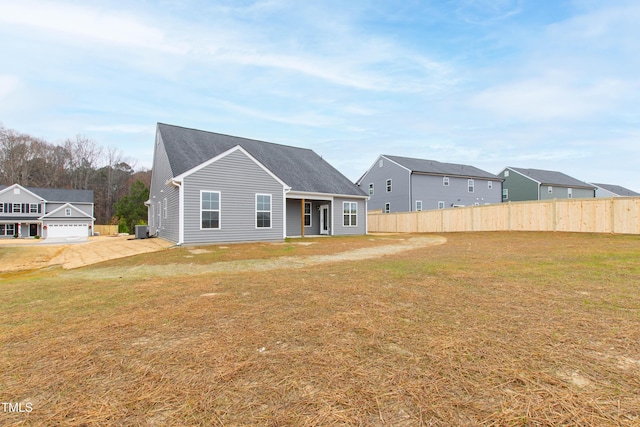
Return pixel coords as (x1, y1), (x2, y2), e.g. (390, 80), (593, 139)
(409, 171), (413, 211)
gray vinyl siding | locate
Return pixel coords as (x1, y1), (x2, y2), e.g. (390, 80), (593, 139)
(45, 202), (93, 218)
(500, 169), (539, 201)
(411, 174), (501, 210)
(361, 157), (411, 212)
(541, 185), (594, 200)
(286, 199), (321, 236)
(149, 131), (180, 243)
(182, 149), (285, 244)
(332, 198), (367, 236)
(0, 189), (43, 219)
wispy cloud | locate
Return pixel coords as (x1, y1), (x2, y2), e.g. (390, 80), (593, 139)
(0, 75), (20, 101)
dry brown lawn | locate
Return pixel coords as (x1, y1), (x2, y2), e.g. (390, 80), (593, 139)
(1, 232), (639, 426)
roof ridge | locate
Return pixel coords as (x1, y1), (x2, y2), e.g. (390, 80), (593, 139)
(158, 122), (315, 153)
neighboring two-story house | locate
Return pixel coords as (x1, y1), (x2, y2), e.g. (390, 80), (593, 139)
(147, 123), (368, 245)
(357, 155), (503, 213)
(0, 184), (94, 240)
(499, 167), (595, 201)
(591, 183), (640, 198)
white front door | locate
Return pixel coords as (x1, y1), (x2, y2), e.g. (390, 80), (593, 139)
(319, 204), (329, 235)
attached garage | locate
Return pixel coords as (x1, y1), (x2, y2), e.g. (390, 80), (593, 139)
(45, 222), (90, 240)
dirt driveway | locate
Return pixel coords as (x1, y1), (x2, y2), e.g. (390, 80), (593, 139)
(0, 236), (173, 272)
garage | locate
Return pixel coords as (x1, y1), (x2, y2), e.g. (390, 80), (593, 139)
(46, 223), (90, 240)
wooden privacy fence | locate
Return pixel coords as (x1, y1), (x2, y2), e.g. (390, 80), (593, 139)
(368, 197), (640, 235)
(93, 225), (119, 235)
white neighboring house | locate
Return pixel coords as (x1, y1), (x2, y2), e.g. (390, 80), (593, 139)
(0, 184), (95, 241)
(591, 183), (640, 198)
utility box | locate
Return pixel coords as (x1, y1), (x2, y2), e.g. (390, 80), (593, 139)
(135, 225), (149, 239)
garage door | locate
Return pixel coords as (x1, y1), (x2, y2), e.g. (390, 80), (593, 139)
(47, 223), (89, 239)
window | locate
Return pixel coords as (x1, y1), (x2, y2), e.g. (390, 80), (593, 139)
(548, 186), (553, 194)
(468, 179), (475, 193)
(438, 201), (445, 209)
(416, 200), (423, 211)
(503, 189), (509, 200)
(13, 188), (20, 195)
(256, 194), (271, 228)
(0, 223), (15, 236)
(504, 170), (510, 177)
(384, 203), (390, 214)
(65, 208), (72, 216)
(386, 179), (392, 192)
(0, 204), (3, 213)
(369, 183), (374, 195)
(343, 202), (357, 227)
(30, 203), (38, 213)
(488, 181), (493, 190)
(13, 203), (21, 213)
(379, 159), (384, 168)
(304, 202), (312, 227)
(443, 177), (450, 186)
(163, 198), (167, 219)
(568, 188), (573, 198)
(201, 191), (220, 229)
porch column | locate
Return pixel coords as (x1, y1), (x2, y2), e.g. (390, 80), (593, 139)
(301, 198), (305, 237)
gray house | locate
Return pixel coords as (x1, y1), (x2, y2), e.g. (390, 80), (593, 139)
(147, 123), (368, 245)
(499, 167), (595, 201)
(0, 184), (94, 240)
(591, 183), (640, 198)
(357, 155), (502, 213)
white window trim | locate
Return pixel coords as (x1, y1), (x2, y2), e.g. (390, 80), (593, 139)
(568, 188), (573, 198)
(416, 200), (423, 211)
(438, 201), (445, 209)
(386, 179), (392, 192)
(384, 202), (390, 213)
(200, 190), (221, 230)
(30, 203), (38, 213)
(13, 203), (21, 213)
(304, 202), (312, 227)
(369, 183), (374, 195)
(65, 208), (72, 216)
(343, 201), (358, 227)
(468, 179), (475, 193)
(256, 193), (272, 229)
(488, 181), (493, 190)
(503, 189), (509, 200)
(504, 170), (510, 177)
(548, 186), (553, 194)
(443, 177), (450, 186)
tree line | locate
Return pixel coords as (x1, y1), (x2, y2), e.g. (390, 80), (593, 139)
(0, 123), (150, 231)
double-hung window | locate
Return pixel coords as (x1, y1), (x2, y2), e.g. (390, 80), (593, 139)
(443, 177), (450, 186)
(369, 183), (374, 195)
(386, 179), (392, 192)
(256, 194), (271, 228)
(416, 200), (423, 211)
(201, 191), (220, 229)
(468, 179), (475, 193)
(304, 202), (312, 227)
(343, 202), (357, 226)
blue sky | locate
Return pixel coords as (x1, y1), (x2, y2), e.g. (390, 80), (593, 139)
(1, 0), (639, 191)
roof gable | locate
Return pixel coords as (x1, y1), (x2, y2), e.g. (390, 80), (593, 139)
(41, 202), (94, 219)
(157, 123), (367, 197)
(0, 184), (93, 203)
(508, 167), (594, 189)
(383, 155), (501, 180)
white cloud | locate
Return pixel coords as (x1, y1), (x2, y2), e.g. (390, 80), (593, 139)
(0, 75), (20, 101)
(0, 1), (187, 54)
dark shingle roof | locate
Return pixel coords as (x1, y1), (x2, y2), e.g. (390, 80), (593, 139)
(384, 155), (500, 180)
(158, 123), (367, 197)
(508, 167), (594, 189)
(592, 183), (640, 197)
(0, 185), (93, 203)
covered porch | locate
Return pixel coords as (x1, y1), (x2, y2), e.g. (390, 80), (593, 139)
(285, 195), (333, 237)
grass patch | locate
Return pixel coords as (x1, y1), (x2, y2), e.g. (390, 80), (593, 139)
(1, 232), (639, 426)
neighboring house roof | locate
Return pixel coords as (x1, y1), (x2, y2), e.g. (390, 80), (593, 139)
(382, 155), (501, 180)
(0, 184), (93, 203)
(507, 167), (595, 189)
(158, 123), (367, 197)
(591, 183), (640, 197)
